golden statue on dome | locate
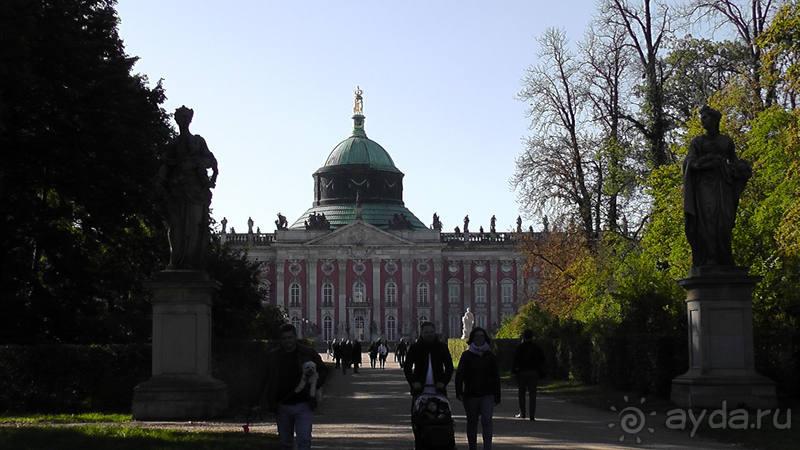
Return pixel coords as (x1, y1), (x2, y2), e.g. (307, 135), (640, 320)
(353, 86), (364, 115)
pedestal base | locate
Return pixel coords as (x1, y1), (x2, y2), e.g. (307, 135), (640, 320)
(132, 270), (228, 420)
(671, 266), (777, 410)
(132, 375), (228, 420)
(671, 371), (776, 409)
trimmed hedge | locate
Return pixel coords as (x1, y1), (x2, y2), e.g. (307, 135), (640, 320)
(2, 333), (795, 414)
(0, 344), (151, 413)
(0, 339), (312, 415)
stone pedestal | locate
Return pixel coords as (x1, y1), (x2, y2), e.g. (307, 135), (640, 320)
(132, 271), (228, 420)
(671, 266), (776, 409)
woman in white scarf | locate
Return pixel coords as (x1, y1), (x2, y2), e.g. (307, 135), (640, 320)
(455, 327), (501, 450)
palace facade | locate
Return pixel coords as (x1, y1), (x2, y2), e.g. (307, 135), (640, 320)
(222, 89), (534, 342)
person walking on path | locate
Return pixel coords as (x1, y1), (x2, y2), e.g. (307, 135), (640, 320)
(511, 328), (546, 420)
(340, 339), (353, 374)
(378, 340), (389, 368)
(403, 321), (454, 396)
(260, 323), (328, 450)
(333, 339), (341, 369)
(455, 327), (501, 450)
(352, 339), (362, 373)
(368, 340), (378, 368)
(396, 338), (407, 368)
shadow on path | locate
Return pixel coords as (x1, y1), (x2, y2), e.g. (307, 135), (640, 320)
(289, 354), (735, 450)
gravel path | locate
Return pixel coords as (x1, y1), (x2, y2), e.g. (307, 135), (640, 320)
(214, 353), (740, 450)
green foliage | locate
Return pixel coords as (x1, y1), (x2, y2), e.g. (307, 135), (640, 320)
(206, 240), (286, 340)
(0, 0), (172, 344)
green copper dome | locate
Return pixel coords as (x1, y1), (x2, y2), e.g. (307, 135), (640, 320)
(322, 122), (400, 172)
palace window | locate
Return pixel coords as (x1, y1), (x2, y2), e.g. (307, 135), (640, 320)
(450, 314), (460, 339)
(322, 281), (334, 306)
(387, 316), (396, 341)
(501, 281), (513, 304)
(474, 281), (487, 305)
(323, 316), (333, 342)
(355, 315), (365, 341)
(291, 316), (301, 332)
(448, 283), (460, 304)
(418, 316), (429, 332)
(477, 314), (486, 329)
(385, 280), (397, 305)
(417, 280), (429, 306)
(289, 281), (302, 307)
(353, 280), (366, 303)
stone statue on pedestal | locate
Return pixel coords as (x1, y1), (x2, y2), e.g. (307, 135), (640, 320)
(683, 106), (752, 267)
(155, 106), (218, 270)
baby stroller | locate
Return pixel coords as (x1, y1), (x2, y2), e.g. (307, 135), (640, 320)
(411, 391), (456, 450)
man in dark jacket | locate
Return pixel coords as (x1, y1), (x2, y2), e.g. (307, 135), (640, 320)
(262, 324), (328, 450)
(403, 321), (454, 396)
(510, 328), (546, 420)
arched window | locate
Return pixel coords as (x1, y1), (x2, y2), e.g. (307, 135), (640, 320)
(289, 281), (302, 307)
(477, 314), (486, 329)
(323, 316), (333, 342)
(385, 280), (397, 305)
(418, 316), (429, 333)
(355, 315), (365, 341)
(417, 280), (429, 306)
(353, 280), (365, 303)
(387, 316), (396, 341)
(291, 316), (301, 332)
(450, 314), (460, 338)
(321, 281), (334, 306)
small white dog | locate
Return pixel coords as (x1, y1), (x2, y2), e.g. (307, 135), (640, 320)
(294, 361), (322, 404)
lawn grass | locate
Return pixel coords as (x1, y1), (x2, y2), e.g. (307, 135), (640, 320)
(0, 414), (278, 450)
(533, 379), (797, 450)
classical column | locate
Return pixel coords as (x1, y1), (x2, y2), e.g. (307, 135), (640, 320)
(515, 258), (525, 310)
(372, 259), (381, 339)
(338, 259), (348, 338)
(306, 259), (318, 325)
(463, 260), (472, 310)
(402, 259), (413, 333)
(276, 259), (286, 308)
(433, 260), (444, 332)
(489, 260), (498, 329)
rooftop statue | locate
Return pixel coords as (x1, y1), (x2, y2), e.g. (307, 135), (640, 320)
(155, 106), (218, 270)
(683, 106), (752, 267)
(353, 86), (364, 115)
(431, 213), (442, 231)
(463, 215), (470, 233)
(275, 212), (288, 230)
(490, 215), (496, 233)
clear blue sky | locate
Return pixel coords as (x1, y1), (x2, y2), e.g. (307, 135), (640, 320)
(116, 0), (596, 233)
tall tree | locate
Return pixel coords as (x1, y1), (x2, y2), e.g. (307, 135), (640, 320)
(581, 22), (646, 237)
(687, 0), (782, 112)
(0, 0), (172, 343)
(600, 0), (674, 168)
(663, 37), (750, 124)
(513, 28), (600, 242)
